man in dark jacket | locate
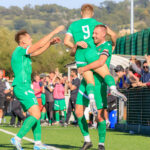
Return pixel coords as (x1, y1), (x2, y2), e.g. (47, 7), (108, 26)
(65, 69), (80, 125)
(0, 70), (11, 124)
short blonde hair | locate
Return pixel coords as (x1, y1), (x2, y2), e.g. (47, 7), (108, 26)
(81, 4), (94, 14)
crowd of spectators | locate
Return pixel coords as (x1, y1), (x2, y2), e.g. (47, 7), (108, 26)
(1, 55), (150, 127)
(30, 69), (80, 126)
(0, 68), (81, 127)
(114, 55), (150, 89)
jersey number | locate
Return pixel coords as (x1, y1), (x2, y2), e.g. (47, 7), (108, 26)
(82, 25), (90, 39)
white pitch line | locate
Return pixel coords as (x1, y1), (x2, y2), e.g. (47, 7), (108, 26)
(0, 128), (61, 150)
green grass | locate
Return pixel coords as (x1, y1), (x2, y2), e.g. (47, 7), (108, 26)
(0, 118), (150, 150)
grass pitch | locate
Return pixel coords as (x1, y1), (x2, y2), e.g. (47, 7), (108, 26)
(0, 118), (150, 150)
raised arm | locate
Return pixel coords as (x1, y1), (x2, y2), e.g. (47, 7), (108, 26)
(106, 26), (117, 51)
(64, 34), (76, 56)
(31, 37), (61, 56)
(27, 25), (64, 55)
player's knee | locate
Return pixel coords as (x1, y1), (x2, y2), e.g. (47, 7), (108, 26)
(75, 109), (83, 118)
(28, 105), (41, 119)
(97, 114), (104, 122)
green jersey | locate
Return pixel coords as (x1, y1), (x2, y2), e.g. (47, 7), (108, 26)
(11, 46), (32, 86)
(96, 41), (112, 68)
(67, 18), (104, 48)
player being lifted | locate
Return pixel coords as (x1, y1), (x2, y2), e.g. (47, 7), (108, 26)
(11, 25), (64, 150)
(75, 25), (113, 150)
(64, 4), (127, 112)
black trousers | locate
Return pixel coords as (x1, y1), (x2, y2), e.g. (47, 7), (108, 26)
(66, 97), (77, 123)
(10, 100), (26, 125)
(46, 101), (54, 121)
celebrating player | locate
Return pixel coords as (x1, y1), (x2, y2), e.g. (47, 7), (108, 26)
(64, 4), (126, 114)
(11, 25), (64, 150)
(76, 24), (114, 150)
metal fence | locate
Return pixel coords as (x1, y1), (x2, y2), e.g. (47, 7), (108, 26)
(116, 87), (150, 135)
(114, 28), (150, 56)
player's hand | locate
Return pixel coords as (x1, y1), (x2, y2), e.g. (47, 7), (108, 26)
(50, 37), (61, 45)
(76, 41), (88, 49)
(145, 54), (150, 66)
(78, 67), (85, 74)
(112, 45), (115, 52)
(54, 25), (65, 34)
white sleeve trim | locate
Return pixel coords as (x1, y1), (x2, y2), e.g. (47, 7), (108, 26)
(26, 46), (30, 55)
(66, 32), (72, 36)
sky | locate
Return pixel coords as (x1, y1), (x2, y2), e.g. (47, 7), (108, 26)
(0, 0), (124, 9)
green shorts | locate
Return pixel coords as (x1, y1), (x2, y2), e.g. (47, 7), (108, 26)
(13, 85), (38, 112)
(76, 75), (107, 110)
(54, 99), (66, 111)
(75, 46), (98, 68)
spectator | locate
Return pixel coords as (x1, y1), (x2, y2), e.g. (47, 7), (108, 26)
(65, 69), (80, 126)
(0, 70), (11, 124)
(114, 65), (129, 89)
(53, 76), (66, 125)
(62, 73), (69, 95)
(141, 61), (150, 83)
(40, 77), (48, 124)
(125, 66), (140, 88)
(45, 75), (54, 125)
(10, 94), (26, 127)
(130, 55), (150, 83)
(33, 74), (43, 111)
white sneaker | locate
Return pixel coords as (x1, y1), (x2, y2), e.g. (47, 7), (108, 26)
(89, 99), (97, 116)
(11, 137), (23, 150)
(110, 89), (127, 101)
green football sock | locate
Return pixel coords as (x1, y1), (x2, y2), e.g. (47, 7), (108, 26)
(55, 112), (60, 122)
(45, 112), (48, 120)
(17, 116), (37, 139)
(78, 115), (89, 136)
(86, 83), (95, 96)
(49, 120), (52, 124)
(98, 120), (106, 143)
(41, 112), (46, 120)
(64, 110), (67, 120)
(32, 119), (41, 141)
(104, 75), (116, 87)
(73, 111), (77, 121)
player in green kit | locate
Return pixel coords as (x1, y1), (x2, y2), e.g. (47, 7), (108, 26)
(76, 25), (114, 150)
(64, 4), (127, 114)
(11, 25), (64, 150)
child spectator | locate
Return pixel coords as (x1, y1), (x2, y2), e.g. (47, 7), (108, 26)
(53, 76), (66, 125)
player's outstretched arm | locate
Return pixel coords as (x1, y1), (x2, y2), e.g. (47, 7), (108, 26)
(31, 37), (61, 56)
(28, 25), (64, 54)
(64, 34), (74, 49)
(78, 54), (108, 74)
(106, 26), (117, 51)
(64, 34), (75, 56)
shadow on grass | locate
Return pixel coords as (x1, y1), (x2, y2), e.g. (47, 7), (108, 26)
(0, 143), (33, 150)
(45, 143), (81, 149)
